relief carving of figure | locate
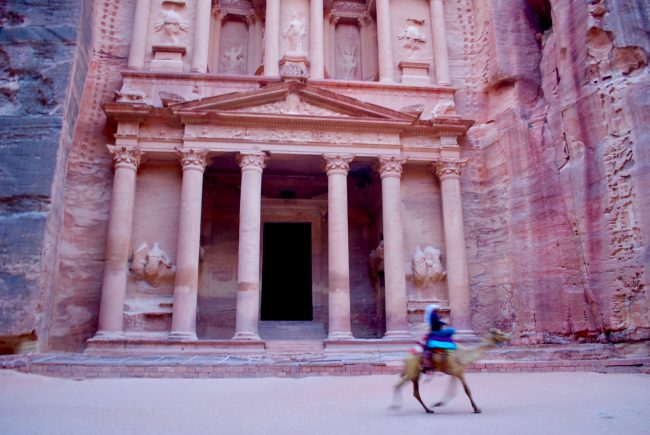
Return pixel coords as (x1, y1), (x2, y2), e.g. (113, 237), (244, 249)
(397, 19), (427, 58)
(154, 9), (189, 44)
(338, 45), (358, 79)
(131, 242), (176, 286)
(369, 240), (385, 278)
(411, 245), (446, 287)
(283, 17), (307, 56)
(221, 46), (245, 73)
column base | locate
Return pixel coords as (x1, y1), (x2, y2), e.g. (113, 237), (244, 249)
(232, 331), (261, 341)
(383, 330), (413, 340)
(92, 330), (125, 340)
(327, 331), (354, 340)
(168, 331), (198, 341)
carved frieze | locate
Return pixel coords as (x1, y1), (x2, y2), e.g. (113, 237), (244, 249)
(323, 154), (354, 175)
(232, 97), (345, 117)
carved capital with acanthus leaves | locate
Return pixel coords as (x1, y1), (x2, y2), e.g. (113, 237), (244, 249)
(108, 145), (141, 170)
(178, 149), (209, 172)
(237, 151), (268, 173)
(377, 156), (408, 179)
(323, 154), (354, 175)
(434, 158), (468, 180)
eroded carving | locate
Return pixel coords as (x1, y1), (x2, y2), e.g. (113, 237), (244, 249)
(369, 240), (385, 277)
(232, 95), (345, 117)
(338, 45), (358, 80)
(411, 246), (446, 287)
(323, 154), (354, 175)
(237, 151), (268, 172)
(284, 16), (307, 56)
(108, 146), (141, 170)
(114, 87), (147, 103)
(377, 156), (407, 178)
(435, 158), (468, 180)
(154, 7), (189, 44)
(131, 242), (176, 286)
(432, 101), (457, 117)
(397, 19), (427, 59)
(178, 149), (209, 171)
(221, 46), (245, 74)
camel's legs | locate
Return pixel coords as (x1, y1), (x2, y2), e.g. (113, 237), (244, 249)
(433, 376), (458, 407)
(457, 373), (481, 413)
(412, 379), (434, 414)
(390, 376), (410, 409)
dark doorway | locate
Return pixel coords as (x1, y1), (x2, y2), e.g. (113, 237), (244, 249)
(261, 223), (313, 320)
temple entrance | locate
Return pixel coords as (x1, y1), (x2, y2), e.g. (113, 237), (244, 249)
(261, 223), (313, 320)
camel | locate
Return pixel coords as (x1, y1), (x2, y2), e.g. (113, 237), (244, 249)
(391, 329), (509, 414)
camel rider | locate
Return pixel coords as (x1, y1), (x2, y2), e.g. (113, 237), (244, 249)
(423, 304), (456, 371)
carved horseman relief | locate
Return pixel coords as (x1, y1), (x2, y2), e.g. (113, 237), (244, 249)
(130, 242), (176, 286)
(154, 3), (189, 45)
(411, 245), (446, 287)
(397, 18), (427, 59)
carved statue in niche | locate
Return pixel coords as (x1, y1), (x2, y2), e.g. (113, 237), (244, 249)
(283, 16), (307, 56)
(131, 242), (176, 286)
(397, 18), (427, 59)
(338, 45), (358, 79)
(154, 7), (189, 44)
(369, 240), (385, 278)
(221, 45), (245, 73)
(411, 245), (446, 287)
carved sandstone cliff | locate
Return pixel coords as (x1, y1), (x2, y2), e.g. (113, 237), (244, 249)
(460, 0), (649, 344)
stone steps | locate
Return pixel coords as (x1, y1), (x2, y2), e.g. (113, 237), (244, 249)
(259, 321), (327, 340)
(265, 340), (325, 354)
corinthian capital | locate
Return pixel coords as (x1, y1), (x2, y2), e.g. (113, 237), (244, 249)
(237, 151), (268, 173)
(435, 158), (468, 180)
(178, 149), (209, 172)
(323, 154), (354, 175)
(108, 145), (141, 170)
(376, 156), (408, 178)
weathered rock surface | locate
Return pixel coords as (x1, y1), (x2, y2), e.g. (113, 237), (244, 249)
(0, 0), (92, 353)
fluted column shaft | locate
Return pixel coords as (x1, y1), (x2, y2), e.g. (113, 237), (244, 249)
(127, 0), (152, 70)
(170, 150), (208, 340)
(378, 156), (410, 338)
(233, 152), (267, 340)
(324, 154), (354, 339)
(191, 0), (212, 72)
(264, 0), (281, 76)
(375, 0), (394, 82)
(436, 158), (471, 330)
(310, 0), (325, 80)
(429, 0), (451, 84)
(96, 147), (141, 338)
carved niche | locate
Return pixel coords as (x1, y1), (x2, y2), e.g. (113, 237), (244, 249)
(131, 242), (176, 286)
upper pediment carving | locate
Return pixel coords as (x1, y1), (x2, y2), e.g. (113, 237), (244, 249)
(168, 82), (415, 122)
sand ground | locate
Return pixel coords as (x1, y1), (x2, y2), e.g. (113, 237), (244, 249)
(1, 370), (649, 435)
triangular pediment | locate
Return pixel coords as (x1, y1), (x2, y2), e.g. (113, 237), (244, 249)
(169, 82), (415, 122)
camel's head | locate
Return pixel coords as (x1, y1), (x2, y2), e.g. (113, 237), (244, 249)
(486, 328), (509, 346)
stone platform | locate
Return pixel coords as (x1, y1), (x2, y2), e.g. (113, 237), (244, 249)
(2, 342), (649, 379)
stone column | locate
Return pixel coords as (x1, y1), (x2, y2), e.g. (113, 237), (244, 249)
(208, 7), (226, 73)
(246, 10), (258, 74)
(323, 154), (354, 340)
(358, 13), (373, 81)
(375, 0), (394, 82)
(377, 156), (410, 338)
(191, 0), (212, 73)
(429, 0), (451, 84)
(328, 15), (340, 78)
(127, 0), (152, 70)
(169, 149), (209, 340)
(95, 146), (141, 338)
(233, 152), (267, 340)
(436, 158), (471, 330)
(310, 0), (325, 80)
(263, 0), (281, 76)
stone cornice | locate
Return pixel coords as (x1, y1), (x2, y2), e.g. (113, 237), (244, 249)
(323, 154), (354, 175)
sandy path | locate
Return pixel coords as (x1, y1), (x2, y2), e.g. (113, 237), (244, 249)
(1, 370), (649, 435)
